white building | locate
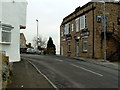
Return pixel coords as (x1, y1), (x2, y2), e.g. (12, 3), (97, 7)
(0, 0), (27, 62)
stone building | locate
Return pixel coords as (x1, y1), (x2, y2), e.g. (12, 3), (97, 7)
(60, 1), (120, 60)
(20, 33), (27, 53)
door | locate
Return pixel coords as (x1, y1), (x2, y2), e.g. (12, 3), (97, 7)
(76, 41), (79, 56)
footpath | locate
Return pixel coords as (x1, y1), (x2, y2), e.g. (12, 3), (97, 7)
(7, 59), (54, 88)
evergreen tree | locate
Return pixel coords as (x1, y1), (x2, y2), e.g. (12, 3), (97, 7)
(47, 37), (56, 55)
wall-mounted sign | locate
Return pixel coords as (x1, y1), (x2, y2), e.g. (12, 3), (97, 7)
(97, 16), (102, 23)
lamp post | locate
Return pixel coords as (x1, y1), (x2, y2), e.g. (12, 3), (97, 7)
(36, 19), (38, 50)
(99, 0), (107, 62)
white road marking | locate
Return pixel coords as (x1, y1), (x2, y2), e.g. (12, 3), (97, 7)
(55, 59), (63, 62)
(71, 64), (103, 77)
(27, 60), (58, 89)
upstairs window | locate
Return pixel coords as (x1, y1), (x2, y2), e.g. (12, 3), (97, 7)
(75, 18), (79, 32)
(72, 24), (74, 32)
(64, 23), (70, 35)
(80, 15), (86, 30)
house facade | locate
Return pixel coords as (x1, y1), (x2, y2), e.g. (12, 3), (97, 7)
(60, 1), (120, 60)
(0, 0), (27, 62)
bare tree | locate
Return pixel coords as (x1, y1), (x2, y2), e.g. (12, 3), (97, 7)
(33, 35), (47, 49)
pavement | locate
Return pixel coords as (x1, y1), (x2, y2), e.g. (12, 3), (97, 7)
(7, 59), (54, 88)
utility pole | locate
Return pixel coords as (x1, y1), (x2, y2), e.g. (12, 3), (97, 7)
(103, 1), (107, 62)
(99, 0), (107, 62)
(36, 19), (38, 50)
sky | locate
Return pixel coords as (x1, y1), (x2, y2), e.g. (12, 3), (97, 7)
(20, 0), (93, 54)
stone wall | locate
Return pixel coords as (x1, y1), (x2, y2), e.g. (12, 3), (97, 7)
(0, 53), (10, 89)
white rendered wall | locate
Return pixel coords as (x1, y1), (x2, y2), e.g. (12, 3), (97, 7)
(0, 0), (27, 62)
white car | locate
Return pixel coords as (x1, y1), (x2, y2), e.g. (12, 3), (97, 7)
(26, 48), (35, 54)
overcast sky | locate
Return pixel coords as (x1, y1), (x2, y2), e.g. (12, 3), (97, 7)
(20, 0), (93, 54)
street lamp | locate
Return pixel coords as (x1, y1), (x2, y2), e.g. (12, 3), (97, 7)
(36, 19), (39, 50)
(99, 0), (107, 62)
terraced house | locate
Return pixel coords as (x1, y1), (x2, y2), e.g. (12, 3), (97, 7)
(60, 1), (120, 61)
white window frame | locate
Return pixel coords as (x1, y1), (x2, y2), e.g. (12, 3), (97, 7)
(75, 18), (79, 32)
(2, 30), (11, 42)
(80, 15), (86, 30)
(72, 24), (74, 32)
(64, 23), (70, 35)
(0, 23), (13, 44)
(82, 37), (88, 52)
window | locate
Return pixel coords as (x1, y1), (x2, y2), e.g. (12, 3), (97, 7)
(75, 18), (79, 32)
(72, 24), (74, 31)
(80, 15), (86, 30)
(0, 23), (13, 43)
(61, 31), (63, 37)
(2, 31), (11, 42)
(83, 37), (88, 52)
(64, 23), (70, 35)
(68, 41), (71, 52)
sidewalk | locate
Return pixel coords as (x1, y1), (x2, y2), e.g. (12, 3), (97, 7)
(73, 57), (120, 71)
(7, 59), (54, 88)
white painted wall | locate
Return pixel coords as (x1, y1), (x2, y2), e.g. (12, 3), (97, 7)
(0, 0), (27, 62)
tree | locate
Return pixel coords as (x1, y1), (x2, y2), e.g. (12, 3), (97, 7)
(33, 35), (47, 49)
(47, 37), (56, 55)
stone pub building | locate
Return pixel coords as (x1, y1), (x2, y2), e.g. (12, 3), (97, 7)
(60, 1), (120, 60)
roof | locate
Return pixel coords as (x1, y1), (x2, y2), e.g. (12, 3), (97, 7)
(62, 1), (119, 24)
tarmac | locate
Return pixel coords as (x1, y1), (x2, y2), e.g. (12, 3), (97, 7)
(72, 57), (120, 71)
(7, 55), (119, 89)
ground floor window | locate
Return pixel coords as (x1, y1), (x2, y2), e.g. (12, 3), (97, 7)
(2, 31), (11, 42)
(83, 37), (88, 52)
(68, 41), (71, 52)
(0, 23), (13, 43)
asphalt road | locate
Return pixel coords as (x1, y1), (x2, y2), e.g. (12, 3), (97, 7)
(21, 54), (119, 88)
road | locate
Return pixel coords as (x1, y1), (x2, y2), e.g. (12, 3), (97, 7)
(21, 54), (119, 88)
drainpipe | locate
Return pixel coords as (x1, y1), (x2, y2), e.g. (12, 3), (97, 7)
(92, 4), (95, 58)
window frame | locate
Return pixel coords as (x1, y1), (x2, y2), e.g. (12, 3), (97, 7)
(64, 23), (70, 35)
(0, 23), (13, 44)
(2, 30), (11, 43)
(68, 40), (71, 52)
(80, 15), (86, 30)
(82, 37), (88, 52)
(72, 23), (74, 32)
(75, 18), (79, 33)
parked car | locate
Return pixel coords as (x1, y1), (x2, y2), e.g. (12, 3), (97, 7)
(35, 50), (42, 55)
(26, 48), (35, 54)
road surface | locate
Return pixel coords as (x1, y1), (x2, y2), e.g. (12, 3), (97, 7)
(21, 54), (119, 88)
